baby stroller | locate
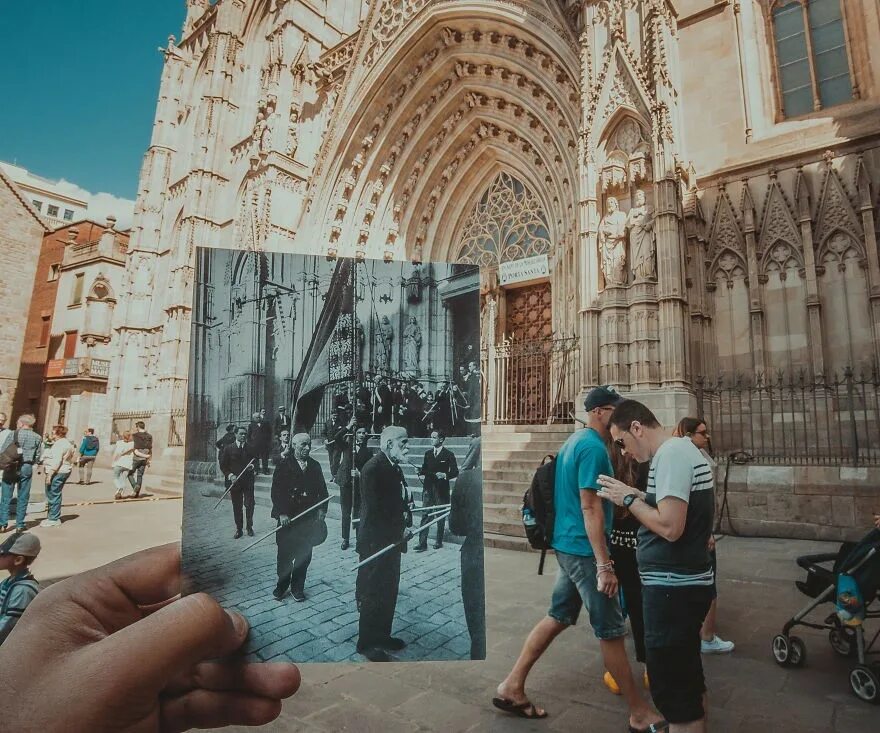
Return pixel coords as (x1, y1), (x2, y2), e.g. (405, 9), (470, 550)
(772, 528), (880, 703)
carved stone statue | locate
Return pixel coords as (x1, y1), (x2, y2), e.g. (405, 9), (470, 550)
(598, 196), (628, 287)
(402, 316), (422, 375)
(627, 190), (656, 281)
(376, 315), (394, 372)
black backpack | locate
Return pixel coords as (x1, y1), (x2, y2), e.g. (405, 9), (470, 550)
(522, 454), (557, 552)
(0, 430), (21, 472)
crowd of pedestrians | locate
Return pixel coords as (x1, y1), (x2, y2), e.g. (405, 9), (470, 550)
(494, 388), (735, 733)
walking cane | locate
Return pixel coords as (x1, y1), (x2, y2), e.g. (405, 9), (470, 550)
(212, 458), (256, 510)
(351, 504), (450, 526)
(352, 510), (451, 570)
(242, 496), (331, 552)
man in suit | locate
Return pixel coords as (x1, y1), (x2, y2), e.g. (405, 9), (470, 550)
(465, 361), (482, 436)
(273, 406), (291, 437)
(372, 377), (393, 434)
(335, 422), (373, 550)
(405, 383), (425, 438)
(356, 426), (413, 662)
(219, 426), (256, 539)
(270, 433), (328, 602)
(246, 411), (271, 475)
(415, 429), (459, 551)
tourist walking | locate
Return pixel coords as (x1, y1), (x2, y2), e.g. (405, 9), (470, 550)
(77, 428), (100, 485)
(40, 425), (76, 528)
(0, 415), (42, 533)
(674, 416), (734, 656)
(128, 422), (153, 498)
(493, 387), (664, 731)
(111, 432), (135, 500)
(599, 400), (716, 733)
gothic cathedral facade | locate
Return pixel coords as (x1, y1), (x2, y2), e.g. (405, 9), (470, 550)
(109, 0), (880, 463)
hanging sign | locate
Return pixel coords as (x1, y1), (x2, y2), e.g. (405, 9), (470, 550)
(499, 254), (549, 286)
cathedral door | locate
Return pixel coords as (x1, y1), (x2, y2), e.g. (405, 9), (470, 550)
(503, 282), (552, 423)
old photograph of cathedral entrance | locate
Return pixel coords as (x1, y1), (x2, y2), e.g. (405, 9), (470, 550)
(182, 247), (485, 663)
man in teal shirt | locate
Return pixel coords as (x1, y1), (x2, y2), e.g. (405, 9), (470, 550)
(493, 388), (664, 731)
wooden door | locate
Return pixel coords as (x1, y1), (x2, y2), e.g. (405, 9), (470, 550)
(503, 283), (552, 423)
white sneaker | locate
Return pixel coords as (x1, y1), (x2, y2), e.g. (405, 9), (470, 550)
(701, 635), (734, 654)
(39, 519), (62, 528)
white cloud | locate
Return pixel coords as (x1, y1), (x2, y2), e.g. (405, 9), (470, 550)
(53, 179), (136, 230)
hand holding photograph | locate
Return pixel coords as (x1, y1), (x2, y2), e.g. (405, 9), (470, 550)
(182, 248), (484, 663)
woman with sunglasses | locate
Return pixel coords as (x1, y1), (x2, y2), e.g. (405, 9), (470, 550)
(674, 418), (734, 655)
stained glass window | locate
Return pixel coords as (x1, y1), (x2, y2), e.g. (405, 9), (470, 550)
(455, 172), (551, 268)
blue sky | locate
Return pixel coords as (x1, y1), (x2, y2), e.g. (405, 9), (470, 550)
(0, 1), (185, 199)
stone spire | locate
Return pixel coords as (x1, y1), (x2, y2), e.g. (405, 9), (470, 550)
(184, 0), (209, 36)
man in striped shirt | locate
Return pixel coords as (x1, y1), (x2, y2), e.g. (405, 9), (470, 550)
(598, 400), (715, 733)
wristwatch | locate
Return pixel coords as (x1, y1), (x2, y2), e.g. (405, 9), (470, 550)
(622, 493), (638, 508)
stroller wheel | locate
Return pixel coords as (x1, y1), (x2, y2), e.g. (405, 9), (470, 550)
(829, 627), (856, 658)
(849, 664), (879, 703)
(772, 634), (807, 667)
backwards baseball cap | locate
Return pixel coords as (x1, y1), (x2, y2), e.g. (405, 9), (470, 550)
(584, 385), (623, 412)
(0, 532), (41, 559)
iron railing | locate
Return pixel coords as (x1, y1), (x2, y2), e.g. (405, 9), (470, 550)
(484, 336), (580, 425)
(696, 367), (880, 466)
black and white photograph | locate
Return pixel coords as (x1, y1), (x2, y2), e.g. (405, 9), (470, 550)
(182, 248), (485, 663)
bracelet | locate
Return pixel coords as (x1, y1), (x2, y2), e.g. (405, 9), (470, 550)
(596, 561), (615, 573)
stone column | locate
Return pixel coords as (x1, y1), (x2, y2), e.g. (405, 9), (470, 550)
(654, 176), (689, 388)
(795, 169), (825, 378)
(741, 183), (767, 373)
(485, 296), (497, 426)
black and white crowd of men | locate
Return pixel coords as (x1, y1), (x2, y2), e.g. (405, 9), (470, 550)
(210, 374), (484, 662)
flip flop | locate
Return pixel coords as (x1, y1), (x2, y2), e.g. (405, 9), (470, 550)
(492, 696), (548, 719)
(628, 721), (669, 733)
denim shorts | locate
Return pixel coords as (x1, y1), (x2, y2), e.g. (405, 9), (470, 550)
(548, 550), (626, 640)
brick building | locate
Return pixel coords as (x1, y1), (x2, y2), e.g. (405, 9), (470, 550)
(13, 219), (129, 436)
(0, 166), (49, 419)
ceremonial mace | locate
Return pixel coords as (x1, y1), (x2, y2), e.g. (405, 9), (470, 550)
(351, 504), (450, 526)
(212, 458), (256, 510)
(241, 496), (331, 552)
(351, 509), (451, 570)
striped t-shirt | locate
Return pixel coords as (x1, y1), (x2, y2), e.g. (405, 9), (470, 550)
(637, 437), (715, 587)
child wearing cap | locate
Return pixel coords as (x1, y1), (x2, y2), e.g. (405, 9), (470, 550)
(0, 532), (42, 645)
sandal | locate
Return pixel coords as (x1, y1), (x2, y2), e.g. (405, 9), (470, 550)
(492, 696), (548, 719)
(628, 721), (669, 733)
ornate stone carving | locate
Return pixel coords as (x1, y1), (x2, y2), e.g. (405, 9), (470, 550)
(815, 167), (863, 249)
(599, 196), (628, 286)
(759, 180), (801, 252)
(402, 316), (422, 375)
(455, 172), (551, 268)
(627, 190), (656, 281)
(375, 315), (394, 372)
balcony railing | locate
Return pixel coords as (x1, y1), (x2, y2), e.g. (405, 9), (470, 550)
(46, 357), (111, 380)
(62, 239), (127, 267)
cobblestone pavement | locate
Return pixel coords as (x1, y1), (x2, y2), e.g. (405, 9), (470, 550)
(183, 490), (472, 663)
(21, 480), (880, 732)
(210, 534), (880, 733)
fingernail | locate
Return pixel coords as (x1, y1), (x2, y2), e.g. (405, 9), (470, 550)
(227, 609), (249, 637)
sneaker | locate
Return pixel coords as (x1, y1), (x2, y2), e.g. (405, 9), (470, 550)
(292, 590), (306, 602)
(40, 519), (62, 528)
(603, 671), (622, 695)
(272, 586), (287, 601)
(701, 635), (735, 654)
(381, 637), (407, 651)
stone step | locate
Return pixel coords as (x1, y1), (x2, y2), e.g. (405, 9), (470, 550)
(484, 504), (523, 522)
(484, 424), (576, 433)
(483, 532), (535, 552)
(483, 518), (525, 537)
(484, 490), (525, 505)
